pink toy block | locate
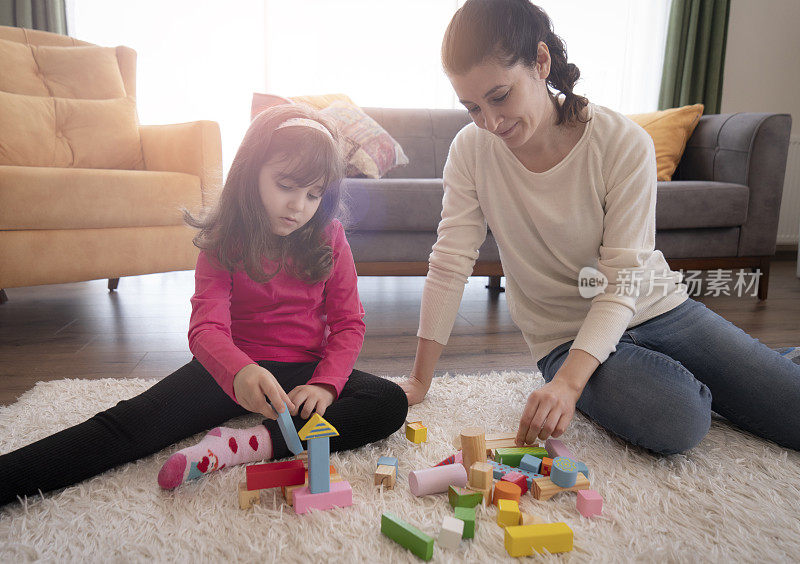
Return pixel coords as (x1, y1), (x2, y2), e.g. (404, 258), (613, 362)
(576, 489), (603, 517)
(246, 459), (305, 490)
(545, 438), (574, 459)
(502, 471), (529, 495)
(293, 480), (353, 514)
(408, 464), (468, 496)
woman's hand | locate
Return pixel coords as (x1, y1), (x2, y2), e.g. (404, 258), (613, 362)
(233, 363), (295, 420)
(516, 378), (582, 446)
(399, 373), (431, 406)
(288, 384), (337, 419)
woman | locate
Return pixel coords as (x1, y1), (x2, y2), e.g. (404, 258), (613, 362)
(399, 0), (800, 454)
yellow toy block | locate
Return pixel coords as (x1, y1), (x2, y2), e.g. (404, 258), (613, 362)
(504, 523), (573, 557)
(497, 499), (521, 528)
(238, 481), (260, 509)
(405, 421), (428, 444)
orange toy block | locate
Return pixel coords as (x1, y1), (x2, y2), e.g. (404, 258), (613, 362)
(492, 481), (522, 506)
(531, 472), (590, 501)
(541, 457), (553, 476)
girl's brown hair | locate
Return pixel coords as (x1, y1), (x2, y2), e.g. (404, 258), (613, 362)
(442, 0), (589, 126)
(185, 105), (345, 284)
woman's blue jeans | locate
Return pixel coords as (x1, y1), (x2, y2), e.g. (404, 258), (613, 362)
(537, 299), (800, 454)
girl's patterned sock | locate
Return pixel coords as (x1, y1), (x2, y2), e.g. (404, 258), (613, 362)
(158, 425), (272, 490)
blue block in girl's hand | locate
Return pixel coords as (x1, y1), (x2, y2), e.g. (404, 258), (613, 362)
(275, 405), (304, 455)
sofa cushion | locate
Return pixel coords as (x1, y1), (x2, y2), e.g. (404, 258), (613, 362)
(31, 44), (128, 99)
(344, 178), (445, 231)
(0, 91), (144, 169)
(0, 165), (200, 229)
(0, 37), (50, 96)
(347, 231), (501, 262)
(656, 181), (748, 230)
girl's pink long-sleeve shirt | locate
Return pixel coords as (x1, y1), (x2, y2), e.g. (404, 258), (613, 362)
(188, 220), (365, 403)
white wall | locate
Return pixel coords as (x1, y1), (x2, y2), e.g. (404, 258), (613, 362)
(721, 0), (800, 133)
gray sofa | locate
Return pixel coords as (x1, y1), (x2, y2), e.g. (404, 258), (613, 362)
(344, 108), (792, 299)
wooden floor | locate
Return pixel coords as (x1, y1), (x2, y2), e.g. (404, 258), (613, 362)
(1, 258), (798, 406)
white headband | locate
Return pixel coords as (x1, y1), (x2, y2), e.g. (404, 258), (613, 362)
(275, 117), (334, 140)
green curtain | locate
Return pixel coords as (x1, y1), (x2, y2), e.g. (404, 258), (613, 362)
(0, 0), (67, 34)
(658, 0), (730, 114)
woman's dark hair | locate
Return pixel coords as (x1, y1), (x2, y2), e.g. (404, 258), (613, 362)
(185, 104), (345, 284)
(442, 0), (589, 126)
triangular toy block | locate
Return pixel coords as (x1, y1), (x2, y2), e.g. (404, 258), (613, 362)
(298, 413), (339, 440)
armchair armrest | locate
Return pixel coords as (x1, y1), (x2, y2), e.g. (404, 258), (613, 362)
(139, 121), (223, 207)
(674, 113), (792, 256)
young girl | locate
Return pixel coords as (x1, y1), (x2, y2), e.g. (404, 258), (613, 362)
(400, 0), (800, 454)
(0, 105), (408, 506)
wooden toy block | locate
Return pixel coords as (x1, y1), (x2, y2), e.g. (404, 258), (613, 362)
(454, 506), (476, 539)
(381, 512), (434, 561)
(375, 464), (397, 489)
(492, 481), (522, 505)
(435, 450), (463, 467)
(460, 427), (487, 472)
(501, 471), (529, 495)
(293, 480), (353, 514)
(377, 456), (399, 477)
(405, 420), (428, 444)
(495, 446), (548, 468)
(246, 459), (305, 490)
(531, 472), (590, 501)
(519, 454), (542, 474)
(298, 413), (339, 495)
(448, 485), (483, 508)
(519, 512), (545, 526)
(550, 457), (578, 488)
(283, 466), (340, 505)
(504, 523), (573, 557)
(544, 438), (573, 459)
(497, 499), (521, 528)
(541, 457), (553, 476)
(437, 516), (464, 550)
(453, 431), (520, 453)
(576, 489), (603, 517)
(408, 463), (467, 496)
(467, 484), (492, 505)
(575, 460), (590, 478)
(238, 481), (261, 509)
(275, 406), (304, 455)
(469, 461), (493, 490)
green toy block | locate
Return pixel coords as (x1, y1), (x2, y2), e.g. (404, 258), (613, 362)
(454, 506), (476, 539)
(381, 512), (434, 561)
(448, 485), (483, 508)
(495, 446), (548, 467)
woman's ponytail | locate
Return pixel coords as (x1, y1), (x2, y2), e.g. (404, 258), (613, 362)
(543, 29), (589, 125)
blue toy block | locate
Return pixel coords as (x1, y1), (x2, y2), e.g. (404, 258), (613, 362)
(308, 436), (331, 494)
(490, 460), (516, 479)
(520, 454), (542, 474)
(275, 406), (304, 455)
(378, 456), (399, 477)
(575, 460), (589, 479)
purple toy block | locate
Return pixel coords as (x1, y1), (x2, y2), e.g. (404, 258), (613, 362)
(545, 438), (574, 459)
(576, 489), (603, 517)
(294, 480), (353, 514)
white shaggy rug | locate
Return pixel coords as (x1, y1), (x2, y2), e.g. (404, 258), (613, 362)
(1, 373), (799, 563)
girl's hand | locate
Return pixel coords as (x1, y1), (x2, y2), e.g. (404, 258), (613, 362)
(288, 384), (336, 419)
(516, 379), (581, 445)
(399, 373), (430, 406)
(233, 363), (295, 420)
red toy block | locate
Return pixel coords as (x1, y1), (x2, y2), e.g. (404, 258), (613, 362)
(541, 457), (553, 476)
(294, 480), (353, 514)
(576, 489), (603, 517)
(246, 459), (305, 490)
(502, 471), (529, 495)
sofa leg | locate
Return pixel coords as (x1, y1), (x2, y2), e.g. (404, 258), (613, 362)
(0, 289), (7, 304)
(486, 275), (504, 292)
(756, 258), (770, 300)
(108, 278), (120, 291)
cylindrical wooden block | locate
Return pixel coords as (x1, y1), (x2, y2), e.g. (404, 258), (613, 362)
(460, 427), (486, 473)
(408, 464), (468, 496)
(492, 480), (522, 505)
(550, 457), (578, 488)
